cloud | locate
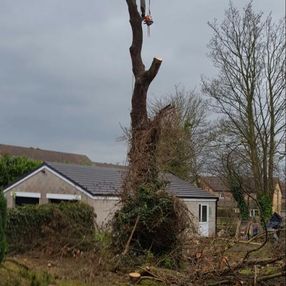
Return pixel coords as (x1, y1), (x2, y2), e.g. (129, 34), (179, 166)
(0, 0), (284, 163)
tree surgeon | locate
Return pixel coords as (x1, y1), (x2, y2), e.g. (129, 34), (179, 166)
(140, 0), (146, 17)
(140, 0), (153, 27)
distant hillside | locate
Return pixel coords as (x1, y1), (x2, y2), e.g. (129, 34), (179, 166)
(0, 144), (92, 165)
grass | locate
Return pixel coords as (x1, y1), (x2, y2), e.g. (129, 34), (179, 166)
(239, 268), (253, 275)
(0, 255), (132, 286)
(0, 260), (55, 286)
(239, 265), (282, 278)
(0, 232), (284, 286)
(139, 281), (164, 286)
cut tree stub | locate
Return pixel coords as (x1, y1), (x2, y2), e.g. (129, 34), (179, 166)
(129, 272), (141, 284)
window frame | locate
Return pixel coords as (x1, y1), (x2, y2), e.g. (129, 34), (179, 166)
(199, 204), (208, 222)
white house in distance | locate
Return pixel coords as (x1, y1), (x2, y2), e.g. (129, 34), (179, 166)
(3, 162), (218, 237)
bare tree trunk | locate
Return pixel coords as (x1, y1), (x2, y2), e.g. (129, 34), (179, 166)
(125, 0), (163, 193)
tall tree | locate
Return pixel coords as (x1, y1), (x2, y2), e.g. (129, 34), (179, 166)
(203, 2), (285, 218)
(124, 0), (169, 193)
(110, 2), (192, 258)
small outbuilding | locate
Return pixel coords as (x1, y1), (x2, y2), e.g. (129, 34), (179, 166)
(3, 162), (218, 236)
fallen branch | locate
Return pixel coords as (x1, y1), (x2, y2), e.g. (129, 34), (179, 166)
(137, 276), (165, 284)
(238, 240), (262, 246)
(197, 254), (286, 279)
(243, 255), (286, 267)
(112, 215), (140, 272)
(139, 266), (163, 280)
(4, 258), (30, 271)
(206, 270), (286, 286)
(122, 215), (140, 255)
(207, 278), (236, 285)
(243, 228), (286, 244)
(257, 271), (286, 282)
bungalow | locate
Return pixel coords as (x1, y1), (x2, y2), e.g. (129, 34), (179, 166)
(199, 176), (283, 217)
(3, 162), (218, 237)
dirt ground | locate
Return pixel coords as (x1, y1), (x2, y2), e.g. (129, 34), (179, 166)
(1, 234), (285, 286)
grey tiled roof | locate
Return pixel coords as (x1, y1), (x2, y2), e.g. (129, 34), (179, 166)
(46, 162), (217, 199)
(164, 173), (217, 199)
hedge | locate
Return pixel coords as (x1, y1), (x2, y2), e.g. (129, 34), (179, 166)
(6, 202), (96, 255)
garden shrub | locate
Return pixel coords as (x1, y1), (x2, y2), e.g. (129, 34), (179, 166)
(6, 202), (96, 255)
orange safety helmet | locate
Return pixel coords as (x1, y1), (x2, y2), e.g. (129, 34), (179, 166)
(143, 15), (153, 26)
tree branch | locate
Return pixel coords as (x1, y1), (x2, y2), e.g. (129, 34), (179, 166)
(146, 57), (163, 83)
(126, 0), (145, 77)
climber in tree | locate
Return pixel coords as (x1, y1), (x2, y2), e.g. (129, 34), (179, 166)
(140, 0), (153, 27)
(140, 0), (146, 18)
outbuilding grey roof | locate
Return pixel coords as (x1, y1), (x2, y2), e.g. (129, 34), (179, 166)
(165, 173), (217, 199)
(45, 161), (217, 199)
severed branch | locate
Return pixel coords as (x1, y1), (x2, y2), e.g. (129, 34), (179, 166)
(113, 215), (140, 271)
(137, 276), (165, 284)
(122, 215), (140, 255)
(257, 271), (286, 283)
(138, 266), (167, 284)
(145, 57), (163, 83)
(153, 104), (173, 122)
(198, 254), (286, 280)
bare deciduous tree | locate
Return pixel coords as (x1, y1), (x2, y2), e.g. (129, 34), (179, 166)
(202, 2), (285, 217)
(151, 87), (212, 184)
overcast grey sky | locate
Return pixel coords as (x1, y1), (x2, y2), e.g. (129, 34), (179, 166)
(0, 1), (284, 164)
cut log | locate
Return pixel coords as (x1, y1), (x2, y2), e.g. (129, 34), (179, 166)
(129, 272), (141, 284)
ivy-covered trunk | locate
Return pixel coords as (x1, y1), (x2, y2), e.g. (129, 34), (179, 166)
(110, 2), (192, 263)
(226, 174), (248, 220)
(257, 193), (273, 221)
(123, 0), (165, 195)
(230, 184), (249, 220)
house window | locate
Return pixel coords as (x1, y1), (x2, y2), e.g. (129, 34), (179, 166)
(49, 199), (77, 204)
(15, 197), (39, 207)
(249, 209), (259, 217)
(219, 192), (225, 199)
(46, 193), (81, 203)
(199, 204), (208, 222)
(14, 192), (41, 207)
